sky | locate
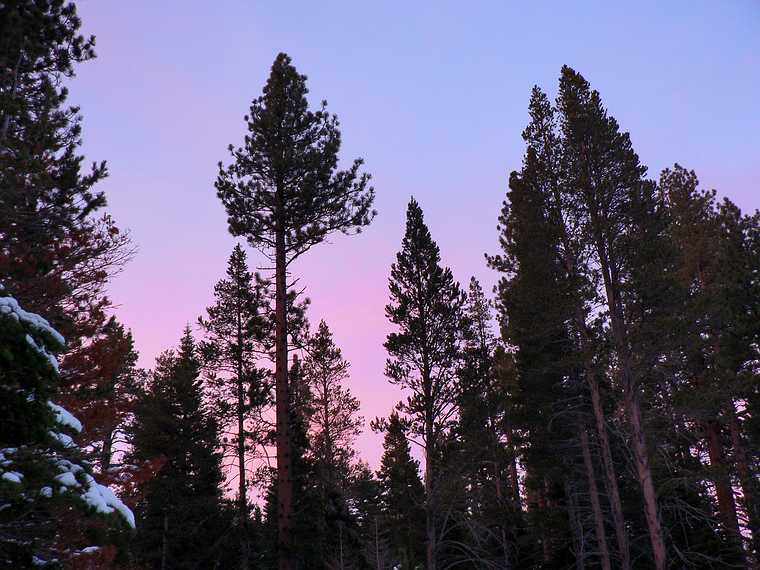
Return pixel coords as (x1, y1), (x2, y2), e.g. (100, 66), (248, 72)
(71, 1), (760, 469)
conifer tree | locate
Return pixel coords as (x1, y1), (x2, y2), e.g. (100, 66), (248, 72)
(490, 84), (632, 569)
(489, 148), (581, 568)
(263, 355), (325, 569)
(0, 0), (132, 339)
(1, 293), (134, 567)
(0, 1), (135, 508)
(663, 165), (760, 560)
(128, 328), (225, 569)
(375, 412), (426, 570)
(304, 320), (362, 488)
(60, 316), (140, 475)
(456, 277), (520, 566)
(302, 320), (364, 567)
(384, 198), (464, 570)
(557, 66), (669, 569)
(198, 244), (272, 569)
(216, 52), (375, 570)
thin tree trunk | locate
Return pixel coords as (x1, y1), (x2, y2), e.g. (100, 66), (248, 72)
(540, 480), (551, 562)
(494, 462), (512, 569)
(728, 408), (760, 563)
(566, 480), (586, 570)
(161, 512), (169, 570)
(586, 371), (630, 569)
(548, 182), (630, 568)
(339, 522), (345, 570)
(504, 419), (521, 510)
(237, 305), (249, 570)
(0, 49), (23, 145)
(100, 428), (113, 475)
(704, 420), (743, 542)
(625, 385), (667, 570)
(579, 425), (612, 570)
(596, 235), (667, 570)
(275, 215), (294, 570)
(424, 428), (436, 570)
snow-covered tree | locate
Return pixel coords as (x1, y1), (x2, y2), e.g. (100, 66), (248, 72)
(0, 293), (134, 567)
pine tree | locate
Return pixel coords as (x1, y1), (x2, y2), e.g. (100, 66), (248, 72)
(384, 197), (464, 570)
(302, 320), (364, 567)
(557, 66), (670, 569)
(263, 354), (326, 569)
(128, 328), (225, 569)
(198, 244), (272, 569)
(304, 320), (362, 487)
(0, 1), (135, 515)
(490, 84), (634, 569)
(663, 165), (760, 560)
(489, 146), (581, 568)
(455, 277), (520, 567)
(0, 0), (132, 339)
(215, 52), (375, 570)
(375, 412), (426, 570)
(60, 316), (140, 475)
(0, 293), (134, 567)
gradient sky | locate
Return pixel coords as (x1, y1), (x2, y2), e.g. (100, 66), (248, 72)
(70, 1), (760, 468)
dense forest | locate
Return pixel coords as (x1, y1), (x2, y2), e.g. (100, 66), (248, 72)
(1, 2), (759, 569)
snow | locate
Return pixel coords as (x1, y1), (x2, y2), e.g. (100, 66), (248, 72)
(49, 430), (75, 448)
(40, 486), (53, 498)
(0, 295), (63, 372)
(80, 473), (136, 528)
(1, 471), (23, 484)
(0, 448), (15, 467)
(48, 402), (83, 433)
(25, 333), (59, 373)
(55, 471), (80, 488)
(54, 459), (135, 528)
(0, 296), (65, 346)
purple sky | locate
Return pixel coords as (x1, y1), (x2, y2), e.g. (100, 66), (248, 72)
(71, 1), (760, 468)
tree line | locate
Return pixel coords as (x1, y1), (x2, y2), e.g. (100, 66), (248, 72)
(1, 2), (759, 569)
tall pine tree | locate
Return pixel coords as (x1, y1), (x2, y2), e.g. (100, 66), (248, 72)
(384, 197), (464, 570)
(216, 53), (375, 570)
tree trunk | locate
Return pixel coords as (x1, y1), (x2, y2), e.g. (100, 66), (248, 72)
(237, 309), (249, 570)
(728, 408), (760, 562)
(626, 386), (667, 570)
(586, 371), (630, 569)
(704, 420), (743, 543)
(275, 220), (294, 570)
(596, 235), (667, 570)
(540, 480), (552, 563)
(0, 49), (23, 145)
(161, 512), (169, 570)
(579, 425), (612, 570)
(566, 480), (586, 570)
(494, 462), (512, 569)
(504, 419), (521, 510)
(100, 428), (113, 475)
(424, 429), (436, 570)
(549, 182), (630, 568)
(375, 518), (381, 570)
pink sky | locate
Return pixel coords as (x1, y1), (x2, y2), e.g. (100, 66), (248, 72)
(71, 1), (760, 468)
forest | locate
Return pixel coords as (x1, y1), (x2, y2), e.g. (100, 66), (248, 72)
(1, 2), (759, 569)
